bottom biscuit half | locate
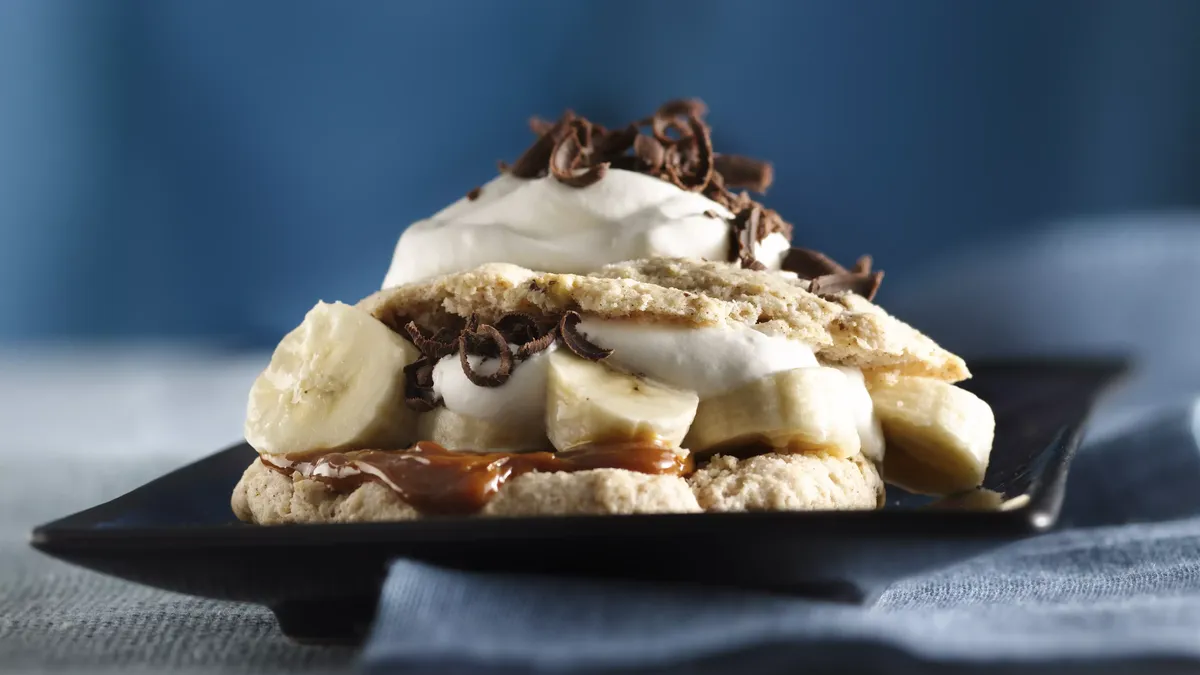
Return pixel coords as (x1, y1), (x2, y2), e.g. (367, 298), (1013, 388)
(232, 451), (883, 524)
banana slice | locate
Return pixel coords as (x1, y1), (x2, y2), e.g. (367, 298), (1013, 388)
(545, 350), (698, 451)
(245, 301), (420, 455)
(683, 367), (862, 458)
(417, 408), (553, 452)
(869, 377), (995, 495)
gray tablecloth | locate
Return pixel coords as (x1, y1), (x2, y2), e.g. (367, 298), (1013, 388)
(0, 347), (356, 675)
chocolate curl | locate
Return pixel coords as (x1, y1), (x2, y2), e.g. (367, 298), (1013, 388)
(528, 116), (555, 135)
(558, 311), (612, 361)
(493, 312), (541, 345)
(404, 322), (457, 359)
(656, 98), (708, 119)
(781, 247), (849, 279)
(633, 134), (666, 173)
(550, 122), (608, 188)
(728, 204), (763, 262)
(651, 115), (692, 145)
(713, 154), (774, 193)
(403, 356), (441, 412)
(593, 124), (640, 163)
(675, 115), (714, 192)
(510, 112), (575, 178)
(495, 312), (556, 359)
(739, 254), (768, 271)
(458, 325), (514, 387)
(517, 330), (556, 360)
(808, 271), (884, 301)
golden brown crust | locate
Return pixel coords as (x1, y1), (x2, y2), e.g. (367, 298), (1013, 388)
(359, 258), (967, 383)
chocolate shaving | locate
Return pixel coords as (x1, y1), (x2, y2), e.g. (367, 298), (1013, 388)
(557, 311), (612, 361)
(494, 312), (541, 346)
(703, 210), (722, 219)
(808, 271), (884, 301)
(458, 325), (514, 387)
(781, 247), (849, 278)
(516, 331), (556, 360)
(739, 254), (768, 271)
(498, 99), (883, 298)
(656, 98), (708, 119)
(853, 255), (873, 274)
(594, 124), (639, 161)
(607, 155), (643, 172)
(528, 116), (554, 135)
(651, 115), (691, 144)
(466, 186), (482, 201)
(403, 356), (441, 412)
(549, 123), (608, 188)
(728, 204), (763, 262)
(405, 321), (457, 359)
(633, 134), (666, 173)
(676, 115), (713, 192)
(713, 154), (774, 193)
(510, 113), (574, 178)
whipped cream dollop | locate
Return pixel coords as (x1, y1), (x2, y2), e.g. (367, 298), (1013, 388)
(383, 169), (790, 288)
(431, 344), (556, 424)
(576, 318), (816, 398)
(834, 366), (885, 463)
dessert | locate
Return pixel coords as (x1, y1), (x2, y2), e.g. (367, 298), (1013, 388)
(232, 101), (995, 523)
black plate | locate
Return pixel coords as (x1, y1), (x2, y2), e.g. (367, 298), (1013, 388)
(31, 359), (1125, 643)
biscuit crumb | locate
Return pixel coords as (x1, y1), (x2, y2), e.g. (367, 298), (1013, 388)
(358, 257), (968, 383)
(232, 460), (418, 524)
(483, 469), (701, 517)
(688, 452), (884, 512)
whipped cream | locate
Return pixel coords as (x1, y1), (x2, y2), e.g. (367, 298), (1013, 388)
(431, 344), (556, 424)
(576, 318), (817, 398)
(833, 366), (885, 463)
(383, 169), (790, 288)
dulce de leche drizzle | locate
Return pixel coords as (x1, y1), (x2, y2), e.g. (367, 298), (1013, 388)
(266, 441), (691, 516)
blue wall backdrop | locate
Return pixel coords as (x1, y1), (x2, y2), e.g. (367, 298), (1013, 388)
(2, 0), (1199, 347)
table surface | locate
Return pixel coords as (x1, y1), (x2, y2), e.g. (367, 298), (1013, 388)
(0, 346), (358, 675)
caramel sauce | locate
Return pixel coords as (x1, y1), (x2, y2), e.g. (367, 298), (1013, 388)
(266, 441), (691, 516)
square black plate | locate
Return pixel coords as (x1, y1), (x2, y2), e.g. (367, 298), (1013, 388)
(31, 359), (1125, 642)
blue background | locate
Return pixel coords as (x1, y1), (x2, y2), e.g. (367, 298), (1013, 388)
(2, 0), (1199, 347)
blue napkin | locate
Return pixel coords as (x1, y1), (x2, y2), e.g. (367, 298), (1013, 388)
(361, 401), (1200, 674)
(363, 221), (1200, 673)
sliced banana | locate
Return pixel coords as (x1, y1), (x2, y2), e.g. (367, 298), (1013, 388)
(834, 366), (886, 463)
(545, 350), (699, 451)
(683, 367), (862, 458)
(245, 301), (420, 455)
(417, 407), (553, 452)
(869, 377), (995, 495)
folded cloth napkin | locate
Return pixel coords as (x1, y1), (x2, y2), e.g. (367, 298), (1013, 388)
(361, 400), (1200, 674)
(364, 220), (1200, 673)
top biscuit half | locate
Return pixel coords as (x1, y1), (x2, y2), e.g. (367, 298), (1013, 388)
(358, 257), (968, 383)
